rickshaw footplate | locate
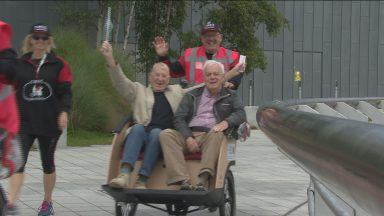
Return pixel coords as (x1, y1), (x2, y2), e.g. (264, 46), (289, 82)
(101, 184), (223, 206)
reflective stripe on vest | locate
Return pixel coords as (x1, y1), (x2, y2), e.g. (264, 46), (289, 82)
(189, 48), (198, 84)
(187, 47), (236, 85)
(0, 85), (11, 101)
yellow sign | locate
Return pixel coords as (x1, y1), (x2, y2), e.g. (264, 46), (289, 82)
(294, 70), (301, 82)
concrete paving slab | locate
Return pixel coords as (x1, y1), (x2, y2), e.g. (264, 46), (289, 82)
(0, 130), (309, 215)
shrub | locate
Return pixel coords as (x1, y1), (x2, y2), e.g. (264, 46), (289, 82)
(53, 27), (134, 132)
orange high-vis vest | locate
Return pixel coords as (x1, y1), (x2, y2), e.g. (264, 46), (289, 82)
(177, 46), (239, 84)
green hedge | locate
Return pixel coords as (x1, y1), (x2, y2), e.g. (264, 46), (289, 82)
(53, 27), (134, 133)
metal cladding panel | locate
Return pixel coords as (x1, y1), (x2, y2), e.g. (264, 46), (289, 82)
(313, 53), (322, 98)
(380, 2), (384, 45)
(323, 1), (333, 43)
(254, 69), (264, 106)
(263, 51), (274, 101)
(322, 2), (332, 98)
(359, 1), (370, 97)
(379, 46), (384, 96)
(350, 2), (361, 97)
(273, 1), (284, 51)
(322, 42), (332, 98)
(236, 77), (244, 105)
(283, 1), (295, 100)
(294, 1), (304, 51)
(253, 25), (265, 105)
(240, 71), (251, 106)
(303, 52), (313, 98)
(0, 1), (11, 20)
(331, 1), (342, 98)
(313, 1), (323, 52)
(368, 1), (380, 96)
(379, 3), (384, 96)
(340, 1), (352, 97)
(303, 1), (314, 52)
(273, 51), (283, 100)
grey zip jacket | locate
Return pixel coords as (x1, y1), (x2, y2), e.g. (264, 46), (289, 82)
(174, 86), (247, 140)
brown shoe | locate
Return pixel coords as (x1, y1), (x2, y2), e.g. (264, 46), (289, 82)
(195, 182), (208, 191)
(180, 180), (194, 190)
(134, 179), (147, 189)
(109, 173), (130, 188)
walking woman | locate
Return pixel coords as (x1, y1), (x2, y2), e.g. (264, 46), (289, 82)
(0, 24), (73, 216)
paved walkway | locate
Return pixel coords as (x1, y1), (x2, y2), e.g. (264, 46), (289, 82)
(1, 130), (309, 216)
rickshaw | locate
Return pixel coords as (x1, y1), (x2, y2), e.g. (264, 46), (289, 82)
(101, 116), (239, 216)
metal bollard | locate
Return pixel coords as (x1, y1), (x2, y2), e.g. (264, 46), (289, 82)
(298, 80), (302, 99)
(294, 70), (302, 99)
(335, 80), (338, 98)
(249, 79), (253, 106)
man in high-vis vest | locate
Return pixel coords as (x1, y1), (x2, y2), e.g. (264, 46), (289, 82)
(154, 21), (245, 89)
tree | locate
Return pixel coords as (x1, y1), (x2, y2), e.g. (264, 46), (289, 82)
(196, 0), (289, 72)
(132, 0), (288, 73)
(55, 0), (288, 74)
(134, 0), (187, 73)
(53, 2), (98, 34)
(123, 1), (136, 51)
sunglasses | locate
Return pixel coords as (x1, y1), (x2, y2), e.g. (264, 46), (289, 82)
(31, 35), (49, 41)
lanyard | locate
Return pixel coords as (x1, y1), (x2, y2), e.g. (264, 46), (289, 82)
(36, 53), (47, 75)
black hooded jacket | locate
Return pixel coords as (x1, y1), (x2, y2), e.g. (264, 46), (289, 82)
(0, 51), (72, 137)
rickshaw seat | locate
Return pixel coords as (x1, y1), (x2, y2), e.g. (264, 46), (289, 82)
(184, 152), (202, 160)
(136, 152), (202, 161)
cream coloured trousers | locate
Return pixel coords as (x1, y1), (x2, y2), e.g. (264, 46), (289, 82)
(159, 129), (225, 185)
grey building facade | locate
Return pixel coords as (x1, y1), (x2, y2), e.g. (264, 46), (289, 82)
(237, 0), (384, 105)
(1, 1), (384, 105)
(0, 1), (96, 49)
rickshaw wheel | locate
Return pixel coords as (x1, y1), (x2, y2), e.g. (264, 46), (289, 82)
(115, 202), (138, 216)
(219, 169), (236, 216)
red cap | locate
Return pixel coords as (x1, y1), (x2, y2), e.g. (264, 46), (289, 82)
(0, 21), (12, 51)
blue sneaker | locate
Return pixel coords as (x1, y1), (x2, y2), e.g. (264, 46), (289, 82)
(37, 201), (54, 216)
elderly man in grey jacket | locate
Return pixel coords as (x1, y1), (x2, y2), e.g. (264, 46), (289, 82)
(159, 60), (246, 191)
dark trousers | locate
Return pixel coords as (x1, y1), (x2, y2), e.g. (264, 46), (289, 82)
(17, 133), (59, 174)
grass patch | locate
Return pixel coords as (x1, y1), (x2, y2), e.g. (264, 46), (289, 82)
(68, 129), (114, 147)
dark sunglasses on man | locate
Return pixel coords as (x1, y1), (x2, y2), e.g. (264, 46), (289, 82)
(31, 35), (49, 41)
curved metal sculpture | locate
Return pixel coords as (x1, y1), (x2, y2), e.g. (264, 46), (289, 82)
(256, 97), (384, 216)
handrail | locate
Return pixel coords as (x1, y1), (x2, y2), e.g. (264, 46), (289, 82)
(270, 96), (383, 107)
(256, 98), (384, 216)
